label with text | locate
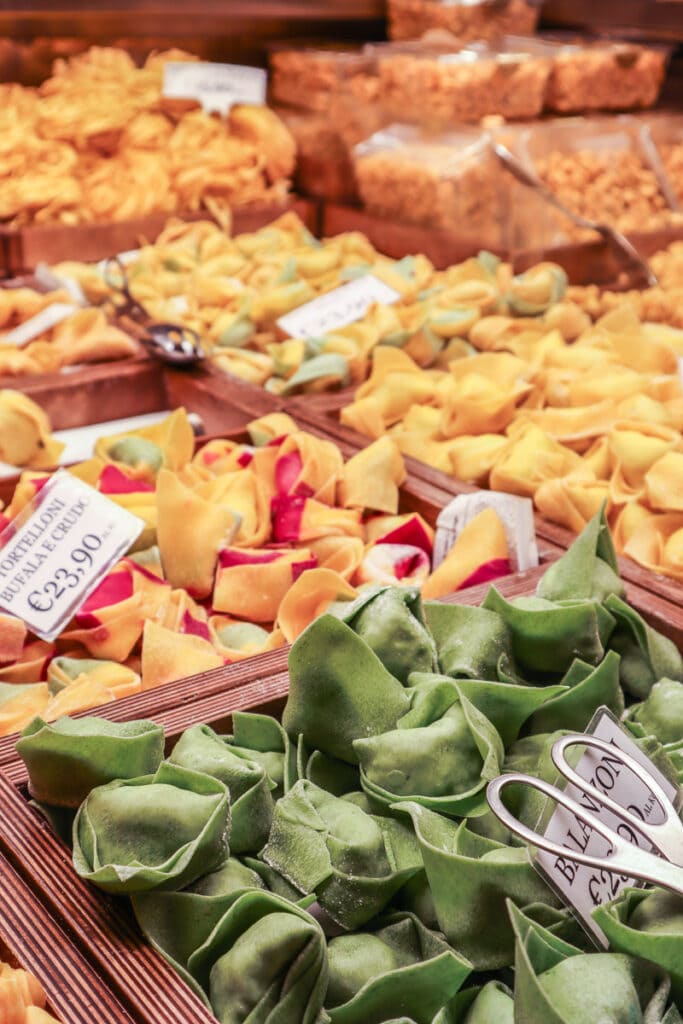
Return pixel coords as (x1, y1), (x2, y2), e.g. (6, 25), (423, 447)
(162, 61), (266, 115)
(277, 274), (401, 339)
(0, 472), (144, 641)
(3, 303), (80, 348)
(535, 708), (678, 946)
(433, 491), (538, 573)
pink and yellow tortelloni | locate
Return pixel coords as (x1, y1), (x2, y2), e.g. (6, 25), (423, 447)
(0, 409), (510, 736)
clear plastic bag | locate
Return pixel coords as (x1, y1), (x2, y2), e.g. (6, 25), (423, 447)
(353, 123), (508, 247)
(372, 36), (551, 127)
(268, 44), (372, 113)
(387, 0), (541, 43)
(507, 116), (683, 253)
(543, 37), (670, 114)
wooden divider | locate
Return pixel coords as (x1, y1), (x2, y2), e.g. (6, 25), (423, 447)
(0, 852), (136, 1024)
(1, 198), (320, 276)
(1, 555), (681, 1021)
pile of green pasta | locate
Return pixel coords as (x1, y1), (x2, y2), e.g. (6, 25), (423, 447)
(16, 508), (683, 1024)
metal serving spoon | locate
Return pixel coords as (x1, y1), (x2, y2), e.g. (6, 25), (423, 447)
(103, 255), (205, 367)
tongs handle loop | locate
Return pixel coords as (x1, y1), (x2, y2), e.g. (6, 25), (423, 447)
(551, 734), (681, 863)
(487, 773), (683, 896)
(103, 255), (150, 322)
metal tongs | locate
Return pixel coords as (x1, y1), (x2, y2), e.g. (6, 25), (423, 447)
(493, 142), (659, 289)
(487, 734), (683, 896)
(103, 256), (205, 366)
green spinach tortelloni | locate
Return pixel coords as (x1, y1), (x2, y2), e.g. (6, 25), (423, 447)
(593, 889), (683, 1006)
(16, 715), (165, 808)
(324, 913), (471, 1024)
(261, 780), (421, 930)
(354, 691), (503, 819)
(329, 587), (438, 684)
(189, 891), (329, 1024)
(73, 761), (230, 893)
(283, 614), (410, 764)
(397, 803), (559, 969)
(168, 723), (276, 854)
(508, 901), (673, 1024)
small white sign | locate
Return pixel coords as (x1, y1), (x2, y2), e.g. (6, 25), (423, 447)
(2, 303), (80, 348)
(0, 472), (144, 641)
(162, 61), (266, 116)
(535, 708), (678, 947)
(34, 263), (88, 306)
(433, 491), (538, 573)
(277, 274), (401, 340)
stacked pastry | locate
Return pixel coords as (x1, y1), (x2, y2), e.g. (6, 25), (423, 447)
(0, 407), (511, 736)
(16, 509), (683, 1022)
(0, 46), (295, 227)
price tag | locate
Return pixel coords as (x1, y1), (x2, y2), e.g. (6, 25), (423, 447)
(534, 707), (678, 947)
(162, 61), (266, 115)
(0, 472), (144, 641)
(34, 263), (88, 306)
(2, 303), (80, 348)
(432, 491), (539, 572)
(277, 274), (401, 339)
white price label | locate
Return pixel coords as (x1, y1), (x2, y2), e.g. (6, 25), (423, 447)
(0, 472), (144, 641)
(433, 491), (539, 572)
(162, 61), (266, 115)
(277, 274), (401, 339)
(535, 708), (678, 947)
(2, 303), (80, 348)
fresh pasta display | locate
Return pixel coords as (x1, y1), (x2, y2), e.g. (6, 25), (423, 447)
(0, 406), (515, 737)
(0, 46), (296, 229)
(14, 510), (683, 1023)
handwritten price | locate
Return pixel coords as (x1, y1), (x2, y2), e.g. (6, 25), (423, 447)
(27, 533), (102, 613)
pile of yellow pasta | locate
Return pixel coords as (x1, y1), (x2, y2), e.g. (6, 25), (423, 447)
(341, 300), (683, 583)
(0, 960), (59, 1023)
(51, 214), (521, 390)
(0, 46), (296, 227)
(0, 287), (138, 375)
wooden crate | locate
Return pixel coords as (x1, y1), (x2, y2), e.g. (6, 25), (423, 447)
(0, 850), (136, 1024)
(2, 553), (682, 1024)
(0, 198), (320, 277)
(0, 413), (553, 757)
(321, 203), (682, 285)
(288, 398), (683, 608)
(0, 363), (281, 504)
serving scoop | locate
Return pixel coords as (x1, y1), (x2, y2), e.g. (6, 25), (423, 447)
(494, 141), (658, 288)
(103, 255), (205, 367)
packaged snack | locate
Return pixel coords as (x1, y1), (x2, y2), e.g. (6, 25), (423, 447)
(387, 0), (541, 43)
(354, 124), (506, 246)
(375, 38), (551, 127)
(545, 38), (669, 114)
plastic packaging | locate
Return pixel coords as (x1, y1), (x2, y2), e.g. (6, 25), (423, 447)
(268, 45), (372, 113)
(386, 0), (541, 43)
(353, 123), (506, 247)
(374, 37), (552, 128)
(544, 38), (670, 114)
(508, 116), (683, 251)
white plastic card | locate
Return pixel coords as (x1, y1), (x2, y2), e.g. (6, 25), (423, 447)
(432, 491), (539, 572)
(277, 274), (401, 339)
(535, 707), (678, 947)
(0, 472), (144, 641)
(2, 303), (80, 347)
(162, 61), (266, 115)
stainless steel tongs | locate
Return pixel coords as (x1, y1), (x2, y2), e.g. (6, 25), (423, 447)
(103, 255), (205, 366)
(493, 141), (659, 289)
(487, 733), (683, 896)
